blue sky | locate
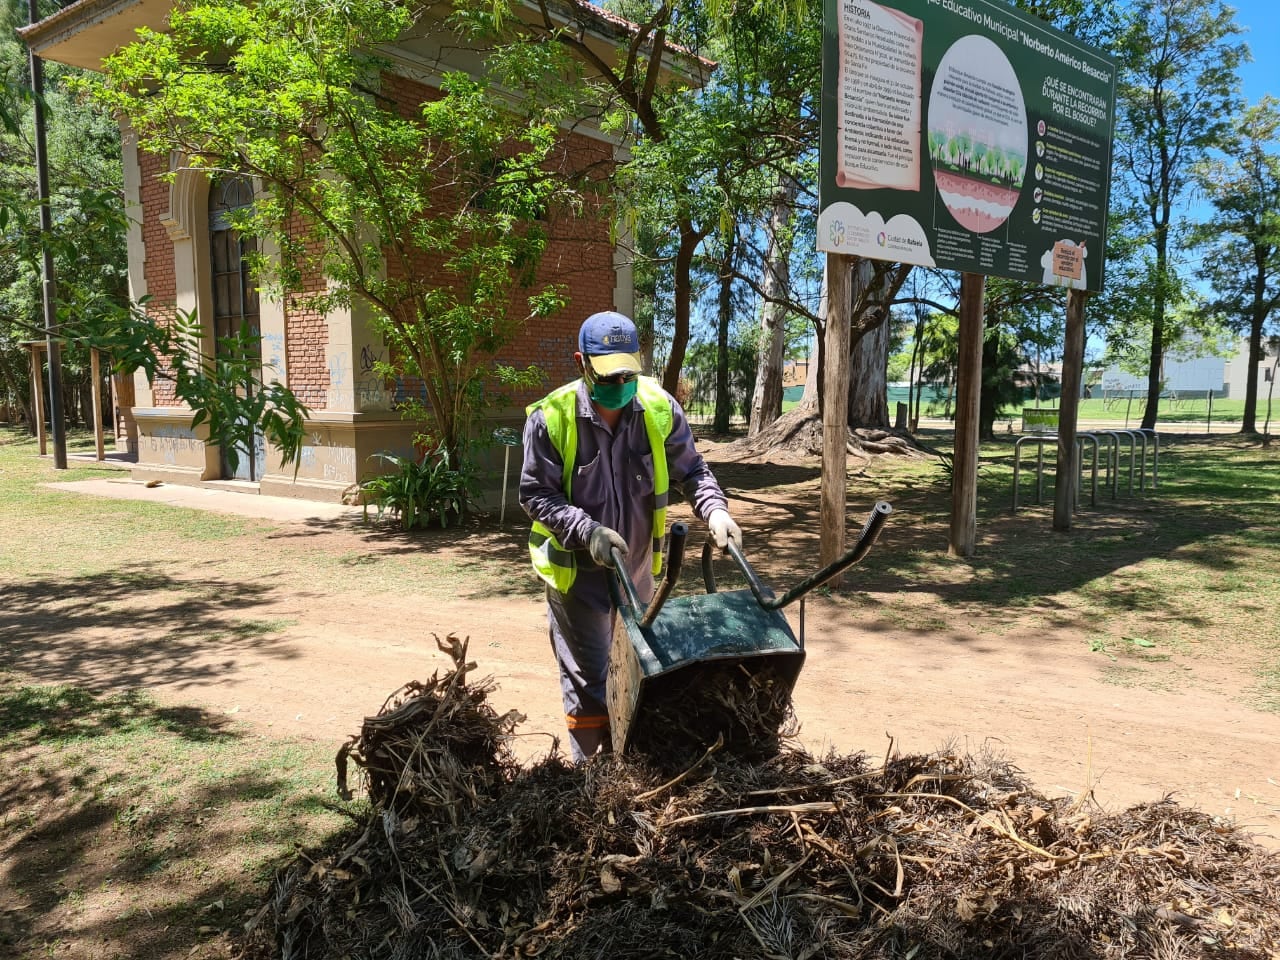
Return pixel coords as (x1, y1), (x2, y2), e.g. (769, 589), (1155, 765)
(1230, 0), (1278, 103)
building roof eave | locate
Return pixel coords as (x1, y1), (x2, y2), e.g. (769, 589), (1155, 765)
(17, 0), (173, 71)
(19, 0), (714, 90)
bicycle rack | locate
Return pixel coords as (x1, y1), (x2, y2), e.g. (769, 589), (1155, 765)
(1012, 432), (1098, 512)
(1012, 428), (1158, 513)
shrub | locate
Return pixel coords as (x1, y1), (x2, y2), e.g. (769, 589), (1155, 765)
(359, 446), (472, 530)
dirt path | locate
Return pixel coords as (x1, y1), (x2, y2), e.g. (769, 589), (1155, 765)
(10, 542), (1278, 847)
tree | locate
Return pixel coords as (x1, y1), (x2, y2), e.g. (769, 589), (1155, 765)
(519, 0), (820, 401)
(747, 174), (798, 434)
(516, 0), (711, 396)
(694, 2), (817, 432)
(92, 0), (585, 470)
(1195, 96), (1280, 435)
(1, 0), (127, 433)
(1112, 0), (1246, 430)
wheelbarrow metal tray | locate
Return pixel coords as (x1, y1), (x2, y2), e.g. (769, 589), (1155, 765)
(607, 587), (805, 755)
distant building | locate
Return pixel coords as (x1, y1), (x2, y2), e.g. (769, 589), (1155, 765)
(1100, 339), (1270, 399)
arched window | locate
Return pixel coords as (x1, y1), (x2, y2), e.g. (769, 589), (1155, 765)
(208, 176), (260, 350)
(208, 175), (264, 479)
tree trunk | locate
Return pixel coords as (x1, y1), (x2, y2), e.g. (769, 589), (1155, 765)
(717, 260), (926, 463)
(1141, 212), (1170, 431)
(906, 309), (925, 431)
(847, 317), (889, 429)
(798, 343), (819, 407)
(713, 235), (736, 434)
(979, 334), (998, 440)
(1, 358), (33, 433)
(749, 174), (797, 436)
(1241, 295), (1264, 434)
(845, 256), (900, 429)
(662, 218), (705, 396)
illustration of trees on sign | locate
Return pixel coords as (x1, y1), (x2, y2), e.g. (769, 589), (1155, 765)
(927, 35), (1027, 233)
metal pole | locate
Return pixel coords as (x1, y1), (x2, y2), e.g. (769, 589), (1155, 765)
(500, 444), (510, 525)
(27, 0), (67, 469)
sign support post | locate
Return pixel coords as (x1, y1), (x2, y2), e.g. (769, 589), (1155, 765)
(820, 254), (854, 583)
(1053, 288), (1088, 530)
(949, 272), (984, 557)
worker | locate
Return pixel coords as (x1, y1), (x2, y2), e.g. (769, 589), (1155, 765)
(519, 311), (741, 761)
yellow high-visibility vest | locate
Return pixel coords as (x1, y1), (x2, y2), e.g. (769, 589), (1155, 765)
(526, 376), (672, 593)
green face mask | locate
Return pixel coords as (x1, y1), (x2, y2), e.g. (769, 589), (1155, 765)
(589, 377), (638, 410)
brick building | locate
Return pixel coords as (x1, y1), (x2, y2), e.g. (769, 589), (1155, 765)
(20, 0), (700, 501)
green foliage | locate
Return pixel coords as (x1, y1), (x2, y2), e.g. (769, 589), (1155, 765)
(0, 25), (127, 426)
(682, 338), (756, 419)
(1108, 0), (1247, 426)
(1193, 96), (1280, 432)
(87, 305), (310, 473)
(359, 446), (472, 531)
(90, 0), (586, 470)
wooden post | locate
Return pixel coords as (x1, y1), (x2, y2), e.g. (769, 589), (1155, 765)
(1053, 289), (1089, 530)
(91, 347), (105, 461)
(111, 370), (138, 454)
(820, 254), (854, 584)
(29, 344), (46, 456)
(948, 273), (985, 558)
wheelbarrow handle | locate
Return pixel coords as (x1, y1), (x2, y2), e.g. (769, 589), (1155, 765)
(610, 522), (690, 626)
(702, 501), (892, 610)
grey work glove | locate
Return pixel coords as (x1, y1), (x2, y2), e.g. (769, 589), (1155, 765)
(708, 508), (742, 550)
(588, 525), (628, 568)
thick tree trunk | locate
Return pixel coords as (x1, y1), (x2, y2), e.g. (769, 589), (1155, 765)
(847, 317), (888, 429)
(845, 256), (899, 429)
(749, 175), (797, 436)
(718, 259), (928, 464)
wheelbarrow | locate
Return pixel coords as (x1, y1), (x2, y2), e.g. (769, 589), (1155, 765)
(605, 501), (892, 756)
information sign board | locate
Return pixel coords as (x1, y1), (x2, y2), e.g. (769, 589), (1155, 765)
(819, 0), (1116, 291)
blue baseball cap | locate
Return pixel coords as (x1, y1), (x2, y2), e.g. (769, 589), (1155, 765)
(578, 311), (642, 377)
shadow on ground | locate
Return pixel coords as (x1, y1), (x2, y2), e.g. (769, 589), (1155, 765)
(0, 681), (348, 960)
(0, 563), (300, 694)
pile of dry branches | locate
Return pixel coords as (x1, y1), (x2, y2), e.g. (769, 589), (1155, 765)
(624, 659), (800, 759)
(242, 636), (1280, 959)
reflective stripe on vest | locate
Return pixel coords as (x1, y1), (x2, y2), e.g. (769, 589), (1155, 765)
(526, 376), (673, 592)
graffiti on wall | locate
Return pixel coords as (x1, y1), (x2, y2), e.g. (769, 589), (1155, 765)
(327, 347), (392, 411)
(140, 424), (201, 466)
